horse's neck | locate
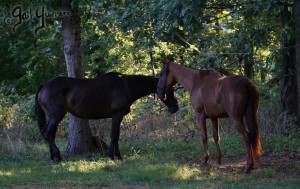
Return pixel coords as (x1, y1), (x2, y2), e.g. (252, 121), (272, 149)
(127, 76), (157, 101)
(170, 63), (199, 92)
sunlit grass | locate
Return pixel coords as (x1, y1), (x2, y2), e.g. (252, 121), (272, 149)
(174, 165), (202, 180)
(61, 160), (110, 173)
(0, 133), (299, 188)
(0, 171), (13, 176)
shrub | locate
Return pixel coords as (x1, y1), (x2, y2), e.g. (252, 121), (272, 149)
(0, 84), (38, 153)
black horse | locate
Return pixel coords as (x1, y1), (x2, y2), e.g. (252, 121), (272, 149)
(35, 72), (178, 162)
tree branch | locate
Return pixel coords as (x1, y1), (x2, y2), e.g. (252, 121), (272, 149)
(174, 32), (202, 54)
(174, 32), (234, 76)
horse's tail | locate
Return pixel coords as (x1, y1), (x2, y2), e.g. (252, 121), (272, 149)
(245, 81), (261, 162)
(35, 86), (46, 134)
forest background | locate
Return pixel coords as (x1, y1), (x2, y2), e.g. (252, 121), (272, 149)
(0, 0), (300, 188)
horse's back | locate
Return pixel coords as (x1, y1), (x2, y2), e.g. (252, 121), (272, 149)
(38, 76), (129, 119)
(220, 75), (257, 97)
(40, 75), (123, 96)
(219, 75), (258, 117)
(195, 71), (258, 118)
(38, 77), (72, 102)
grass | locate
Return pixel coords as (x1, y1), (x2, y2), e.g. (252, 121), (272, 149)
(0, 133), (300, 189)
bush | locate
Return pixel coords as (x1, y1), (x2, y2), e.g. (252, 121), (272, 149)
(0, 84), (38, 153)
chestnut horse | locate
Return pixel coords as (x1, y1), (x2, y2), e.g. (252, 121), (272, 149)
(35, 72), (178, 162)
(157, 60), (261, 173)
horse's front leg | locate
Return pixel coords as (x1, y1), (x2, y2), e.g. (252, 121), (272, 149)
(109, 112), (124, 160)
(196, 112), (209, 164)
(211, 118), (222, 164)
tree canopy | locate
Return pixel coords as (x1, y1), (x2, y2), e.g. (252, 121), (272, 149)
(0, 0), (299, 128)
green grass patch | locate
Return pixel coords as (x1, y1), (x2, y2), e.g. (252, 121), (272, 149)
(0, 133), (299, 188)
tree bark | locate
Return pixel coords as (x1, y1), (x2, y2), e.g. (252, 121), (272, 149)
(243, 14), (254, 79)
(279, 1), (299, 131)
(293, 0), (300, 129)
(62, 0), (96, 155)
(244, 53), (254, 79)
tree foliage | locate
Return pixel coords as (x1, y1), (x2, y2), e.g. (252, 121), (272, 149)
(0, 0), (293, 86)
(0, 0), (299, 133)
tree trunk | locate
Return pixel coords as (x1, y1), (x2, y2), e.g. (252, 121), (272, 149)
(62, 0), (96, 155)
(244, 53), (254, 79)
(243, 15), (254, 79)
(293, 0), (300, 129)
(279, 1), (299, 131)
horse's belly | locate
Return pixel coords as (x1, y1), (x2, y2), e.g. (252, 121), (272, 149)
(205, 105), (228, 118)
(88, 114), (112, 119)
(69, 107), (112, 119)
(207, 111), (228, 118)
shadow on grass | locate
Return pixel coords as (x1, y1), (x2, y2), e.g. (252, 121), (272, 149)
(1, 135), (300, 188)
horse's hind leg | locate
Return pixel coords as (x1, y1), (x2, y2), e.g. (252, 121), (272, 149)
(232, 117), (254, 173)
(211, 118), (222, 164)
(43, 117), (62, 162)
(49, 120), (60, 161)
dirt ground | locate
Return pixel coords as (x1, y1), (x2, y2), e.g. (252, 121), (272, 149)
(208, 154), (300, 177)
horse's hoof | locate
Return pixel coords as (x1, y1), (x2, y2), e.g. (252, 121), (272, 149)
(244, 166), (254, 174)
